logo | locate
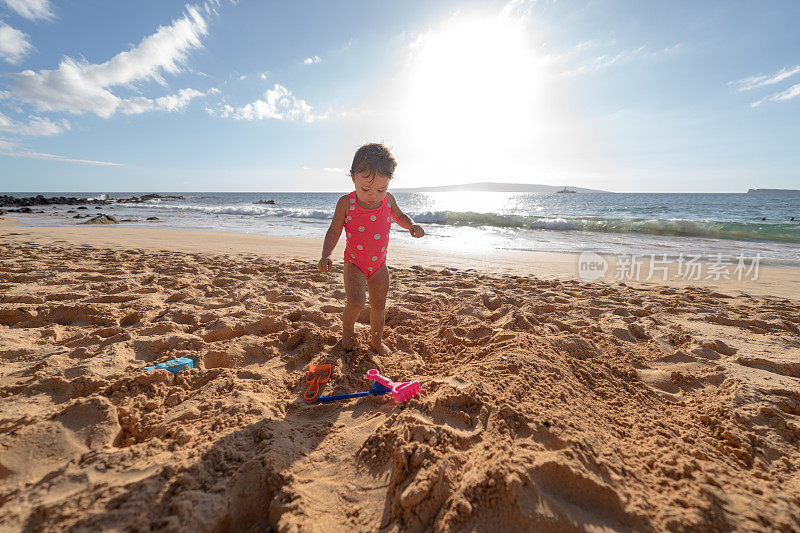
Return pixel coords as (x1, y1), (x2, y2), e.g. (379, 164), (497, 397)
(577, 252), (608, 282)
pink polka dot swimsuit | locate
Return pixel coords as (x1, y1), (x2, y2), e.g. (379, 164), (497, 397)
(343, 191), (392, 277)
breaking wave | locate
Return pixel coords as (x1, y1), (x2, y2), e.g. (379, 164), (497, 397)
(411, 211), (800, 243)
(123, 202), (800, 243)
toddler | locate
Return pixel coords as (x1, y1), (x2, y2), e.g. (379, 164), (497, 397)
(318, 143), (425, 355)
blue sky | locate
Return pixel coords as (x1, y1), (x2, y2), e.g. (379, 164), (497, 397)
(0, 0), (798, 193)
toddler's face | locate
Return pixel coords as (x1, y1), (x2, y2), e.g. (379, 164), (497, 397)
(352, 171), (390, 206)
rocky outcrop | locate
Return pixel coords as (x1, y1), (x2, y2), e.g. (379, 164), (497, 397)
(116, 194), (185, 203)
(80, 214), (119, 225)
(0, 193), (185, 207)
(0, 195), (109, 207)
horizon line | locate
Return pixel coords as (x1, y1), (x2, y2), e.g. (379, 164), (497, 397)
(0, 189), (776, 195)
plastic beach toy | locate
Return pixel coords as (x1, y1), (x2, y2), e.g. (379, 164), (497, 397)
(317, 380), (392, 403)
(144, 357), (193, 374)
(365, 369), (421, 403)
(304, 364), (332, 402)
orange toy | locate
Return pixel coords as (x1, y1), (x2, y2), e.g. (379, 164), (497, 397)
(304, 364), (332, 402)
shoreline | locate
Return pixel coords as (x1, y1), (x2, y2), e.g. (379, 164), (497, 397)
(2, 216), (798, 300)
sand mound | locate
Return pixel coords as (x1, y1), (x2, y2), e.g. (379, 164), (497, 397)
(1, 241), (799, 531)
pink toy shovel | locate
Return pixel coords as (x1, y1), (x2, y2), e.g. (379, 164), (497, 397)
(365, 369), (421, 403)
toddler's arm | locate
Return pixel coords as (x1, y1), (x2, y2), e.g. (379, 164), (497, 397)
(387, 193), (425, 238)
(318, 195), (349, 273)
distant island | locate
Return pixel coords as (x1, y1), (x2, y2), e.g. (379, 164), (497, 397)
(747, 188), (800, 194)
(391, 182), (611, 193)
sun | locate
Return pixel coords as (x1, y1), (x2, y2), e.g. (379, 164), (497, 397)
(399, 9), (558, 181)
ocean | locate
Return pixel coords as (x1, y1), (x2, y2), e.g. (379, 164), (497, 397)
(4, 191), (799, 267)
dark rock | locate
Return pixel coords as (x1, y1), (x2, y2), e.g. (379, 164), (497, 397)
(254, 199), (275, 205)
(67, 210), (77, 213)
(77, 206), (87, 210)
(0, 194), (111, 207)
(95, 206), (102, 209)
(8, 207), (33, 213)
(116, 193), (185, 204)
(146, 216), (159, 220)
(80, 214), (119, 225)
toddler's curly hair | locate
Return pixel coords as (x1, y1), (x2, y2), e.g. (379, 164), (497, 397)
(349, 143), (397, 182)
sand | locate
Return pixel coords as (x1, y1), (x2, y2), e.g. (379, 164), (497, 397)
(1, 217), (799, 532)
(1, 217), (798, 299)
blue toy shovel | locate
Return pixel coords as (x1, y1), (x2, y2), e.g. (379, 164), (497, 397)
(144, 357), (193, 374)
(317, 381), (391, 403)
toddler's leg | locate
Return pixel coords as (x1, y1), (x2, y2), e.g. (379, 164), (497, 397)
(366, 264), (389, 356)
(342, 262), (367, 350)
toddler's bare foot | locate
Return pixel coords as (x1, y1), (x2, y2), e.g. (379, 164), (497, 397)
(368, 335), (388, 356)
(342, 330), (357, 351)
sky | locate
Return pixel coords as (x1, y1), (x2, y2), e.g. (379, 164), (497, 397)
(0, 0), (798, 193)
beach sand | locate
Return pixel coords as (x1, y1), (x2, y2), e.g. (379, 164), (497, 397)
(1, 217), (799, 531)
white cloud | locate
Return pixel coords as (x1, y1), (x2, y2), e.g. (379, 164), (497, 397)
(771, 83), (800, 102)
(499, 0), (533, 19)
(731, 65), (800, 92)
(563, 45), (648, 76)
(0, 22), (33, 64)
(155, 88), (206, 112)
(408, 30), (432, 51)
(112, 87), (211, 114)
(203, 0), (219, 17)
(304, 55), (321, 65)
(239, 74), (246, 80)
(8, 5), (209, 117)
(554, 39), (681, 78)
(215, 83), (328, 122)
(751, 83), (800, 107)
(0, 138), (122, 165)
(259, 73), (267, 80)
(322, 167), (346, 172)
(573, 40), (598, 51)
(117, 97), (153, 115)
(2, 0), (54, 21)
(0, 112), (69, 135)
(731, 65), (800, 106)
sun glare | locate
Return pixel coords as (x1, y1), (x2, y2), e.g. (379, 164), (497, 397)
(401, 9), (558, 181)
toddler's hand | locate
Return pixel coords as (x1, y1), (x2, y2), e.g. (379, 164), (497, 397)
(409, 224), (425, 238)
(318, 256), (332, 273)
